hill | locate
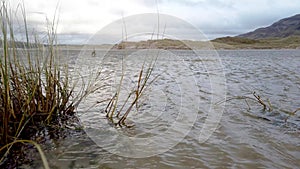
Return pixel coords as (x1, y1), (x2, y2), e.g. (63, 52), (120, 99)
(238, 14), (300, 39)
(113, 39), (192, 50)
(111, 14), (300, 50)
(212, 36), (300, 49)
(111, 36), (300, 50)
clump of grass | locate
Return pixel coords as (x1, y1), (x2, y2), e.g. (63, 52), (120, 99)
(0, 2), (82, 167)
(104, 52), (158, 127)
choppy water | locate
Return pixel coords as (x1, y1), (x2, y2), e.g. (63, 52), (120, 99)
(29, 49), (299, 169)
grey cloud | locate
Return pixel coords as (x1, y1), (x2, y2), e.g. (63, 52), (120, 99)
(57, 33), (91, 44)
(16, 0), (300, 44)
(85, 13), (208, 44)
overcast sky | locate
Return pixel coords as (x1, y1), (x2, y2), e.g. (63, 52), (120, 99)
(9, 0), (300, 44)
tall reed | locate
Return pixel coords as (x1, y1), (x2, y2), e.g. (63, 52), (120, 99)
(104, 49), (159, 127)
(0, 2), (81, 167)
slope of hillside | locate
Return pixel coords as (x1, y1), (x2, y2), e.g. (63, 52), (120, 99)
(212, 36), (300, 49)
(238, 14), (300, 39)
(110, 36), (300, 50)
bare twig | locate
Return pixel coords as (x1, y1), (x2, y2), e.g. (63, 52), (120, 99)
(253, 92), (267, 110)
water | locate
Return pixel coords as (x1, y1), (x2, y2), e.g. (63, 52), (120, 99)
(29, 49), (300, 168)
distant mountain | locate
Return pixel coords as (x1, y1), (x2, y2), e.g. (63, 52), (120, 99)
(238, 14), (300, 39)
(105, 14), (300, 50)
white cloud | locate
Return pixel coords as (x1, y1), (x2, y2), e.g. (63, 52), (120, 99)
(8, 0), (300, 43)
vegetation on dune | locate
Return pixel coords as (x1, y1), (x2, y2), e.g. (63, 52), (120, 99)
(212, 36), (300, 49)
(212, 36), (259, 44)
(112, 36), (300, 50)
(113, 39), (192, 50)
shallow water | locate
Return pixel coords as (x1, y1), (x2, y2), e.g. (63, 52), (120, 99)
(29, 49), (299, 169)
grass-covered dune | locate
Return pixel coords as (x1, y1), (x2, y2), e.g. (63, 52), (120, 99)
(110, 36), (300, 50)
(212, 36), (300, 49)
(113, 39), (192, 49)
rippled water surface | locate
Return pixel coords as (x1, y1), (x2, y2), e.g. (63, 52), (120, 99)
(30, 49), (299, 169)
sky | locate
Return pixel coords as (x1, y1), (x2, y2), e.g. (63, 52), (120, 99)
(8, 0), (300, 44)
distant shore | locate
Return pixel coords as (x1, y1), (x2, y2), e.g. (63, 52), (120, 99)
(57, 36), (300, 50)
